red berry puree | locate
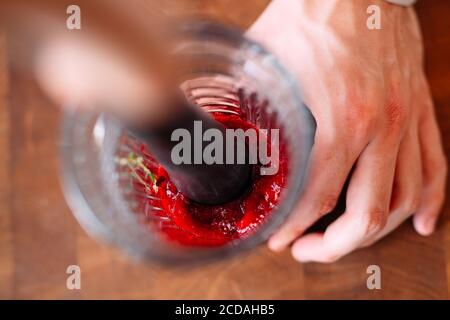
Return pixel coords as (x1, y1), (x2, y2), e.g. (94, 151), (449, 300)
(123, 106), (288, 247)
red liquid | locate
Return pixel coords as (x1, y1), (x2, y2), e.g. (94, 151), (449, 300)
(126, 109), (288, 247)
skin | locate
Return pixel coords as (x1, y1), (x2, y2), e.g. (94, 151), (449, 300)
(3, 0), (446, 263)
(247, 0), (447, 263)
(1, 0), (181, 127)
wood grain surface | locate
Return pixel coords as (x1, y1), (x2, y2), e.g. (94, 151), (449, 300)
(0, 0), (449, 299)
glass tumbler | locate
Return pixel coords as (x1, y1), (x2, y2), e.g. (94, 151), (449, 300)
(60, 21), (314, 265)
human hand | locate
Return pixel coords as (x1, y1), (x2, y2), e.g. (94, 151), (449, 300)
(1, 0), (182, 127)
(247, 0), (447, 262)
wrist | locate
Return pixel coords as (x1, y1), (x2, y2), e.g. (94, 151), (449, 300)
(385, 0), (416, 6)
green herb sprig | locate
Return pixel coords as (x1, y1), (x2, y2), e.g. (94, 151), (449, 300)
(117, 152), (158, 192)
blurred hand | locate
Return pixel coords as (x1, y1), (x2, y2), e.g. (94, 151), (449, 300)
(247, 0), (447, 262)
(1, 0), (181, 127)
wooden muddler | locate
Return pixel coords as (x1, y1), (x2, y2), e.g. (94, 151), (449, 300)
(1, 0), (252, 204)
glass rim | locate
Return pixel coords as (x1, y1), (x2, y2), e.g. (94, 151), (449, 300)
(59, 20), (315, 266)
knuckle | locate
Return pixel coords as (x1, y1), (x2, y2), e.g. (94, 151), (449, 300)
(282, 220), (303, 238)
(314, 195), (339, 218)
(403, 195), (421, 213)
(353, 119), (376, 142)
(363, 210), (388, 235)
(288, 224), (306, 238)
(344, 103), (377, 141)
(385, 102), (409, 130)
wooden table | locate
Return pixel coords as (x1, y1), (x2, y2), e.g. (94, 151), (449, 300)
(0, 0), (449, 299)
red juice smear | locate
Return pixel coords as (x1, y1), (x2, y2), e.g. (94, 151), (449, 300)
(124, 100), (288, 247)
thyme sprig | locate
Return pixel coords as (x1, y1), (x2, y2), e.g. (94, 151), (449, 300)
(117, 152), (158, 192)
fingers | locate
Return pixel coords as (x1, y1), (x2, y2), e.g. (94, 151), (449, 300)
(34, 36), (179, 126)
(413, 86), (447, 236)
(290, 214), (366, 263)
(291, 136), (399, 262)
(268, 130), (359, 252)
(389, 124), (422, 213)
(361, 123), (422, 247)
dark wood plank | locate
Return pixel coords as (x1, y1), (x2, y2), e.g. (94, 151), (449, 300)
(0, 32), (14, 300)
(416, 0), (450, 299)
(0, 0), (448, 299)
(7, 67), (80, 299)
